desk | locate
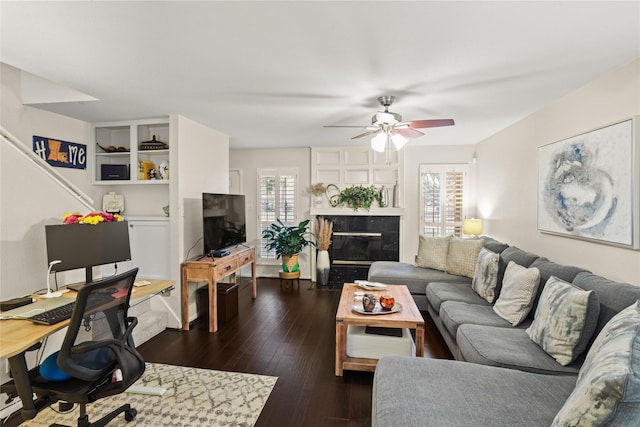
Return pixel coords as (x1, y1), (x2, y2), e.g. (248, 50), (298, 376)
(0, 279), (175, 419)
(181, 246), (256, 333)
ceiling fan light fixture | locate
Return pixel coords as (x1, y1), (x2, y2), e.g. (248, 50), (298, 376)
(392, 133), (408, 150)
(371, 133), (386, 152)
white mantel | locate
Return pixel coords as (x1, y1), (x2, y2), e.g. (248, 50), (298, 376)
(311, 207), (405, 216)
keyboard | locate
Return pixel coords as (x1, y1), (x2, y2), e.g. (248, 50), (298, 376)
(28, 301), (75, 325)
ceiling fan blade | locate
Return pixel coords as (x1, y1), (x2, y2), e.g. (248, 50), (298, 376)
(394, 128), (424, 138)
(405, 119), (455, 129)
(351, 130), (380, 139)
(324, 125), (368, 128)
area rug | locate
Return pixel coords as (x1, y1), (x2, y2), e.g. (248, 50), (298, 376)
(22, 363), (278, 427)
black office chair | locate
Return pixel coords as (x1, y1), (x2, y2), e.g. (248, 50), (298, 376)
(6, 268), (145, 427)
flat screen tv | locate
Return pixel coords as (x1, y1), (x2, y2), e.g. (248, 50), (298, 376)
(45, 221), (132, 284)
(202, 193), (247, 256)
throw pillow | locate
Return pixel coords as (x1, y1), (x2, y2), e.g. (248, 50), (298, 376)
(551, 301), (640, 426)
(471, 248), (500, 303)
(445, 238), (483, 278)
(493, 261), (540, 326)
(525, 276), (600, 365)
(415, 235), (450, 270)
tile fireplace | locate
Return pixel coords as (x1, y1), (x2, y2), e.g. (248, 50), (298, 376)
(320, 215), (400, 287)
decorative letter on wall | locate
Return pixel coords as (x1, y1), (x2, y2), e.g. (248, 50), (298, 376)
(537, 117), (639, 249)
(33, 135), (87, 169)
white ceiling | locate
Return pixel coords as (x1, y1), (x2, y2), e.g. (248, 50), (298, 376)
(1, 1), (639, 149)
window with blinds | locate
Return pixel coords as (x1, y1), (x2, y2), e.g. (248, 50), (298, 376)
(419, 165), (467, 238)
(258, 168), (297, 259)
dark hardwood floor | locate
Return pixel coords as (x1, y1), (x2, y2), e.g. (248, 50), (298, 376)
(139, 278), (452, 427)
(5, 278), (452, 427)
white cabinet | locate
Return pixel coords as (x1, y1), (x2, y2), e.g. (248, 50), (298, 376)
(99, 217), (170, 279)
(93, 119), (170, 185)
(127, 217), (171, 279)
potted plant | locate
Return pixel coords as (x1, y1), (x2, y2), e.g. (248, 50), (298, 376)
(336, 185), (384, 211)
(262, 219), (315, 273)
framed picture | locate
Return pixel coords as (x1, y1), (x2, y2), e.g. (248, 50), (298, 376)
(537, 117), (639, 249)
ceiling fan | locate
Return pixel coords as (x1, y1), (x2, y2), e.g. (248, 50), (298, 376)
(324, 96), (455, 156)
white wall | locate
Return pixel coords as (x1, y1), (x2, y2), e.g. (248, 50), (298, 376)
(1, 63), (98, 296)
(229, 147), (312, 278)
(476, 58), (640, 285)
(171, 114), (229, 324)
(401, 144), (477, 263)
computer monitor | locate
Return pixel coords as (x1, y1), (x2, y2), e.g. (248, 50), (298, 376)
(45, 221), (132, 284)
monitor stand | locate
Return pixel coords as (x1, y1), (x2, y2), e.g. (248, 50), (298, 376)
(65, 267), (93, 292)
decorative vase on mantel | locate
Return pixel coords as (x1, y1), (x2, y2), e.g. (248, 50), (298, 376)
(316, 250), (330, 286)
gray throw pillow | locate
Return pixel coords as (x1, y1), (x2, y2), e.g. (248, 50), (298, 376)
(471, 248), (499, 303)
(493, 261), (540, 326)
(526, 276), (599, 365)
(415, 235), (450, 270)
(445, 238), (483, 279)
(551, 301), (640, 426)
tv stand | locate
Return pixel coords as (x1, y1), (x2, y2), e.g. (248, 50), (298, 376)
(181, 246), (256, 333)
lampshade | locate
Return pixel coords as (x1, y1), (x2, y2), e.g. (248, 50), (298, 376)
(463, 218), (483, 236)
(392, 133), (408, 150)
(371, 133), (386, 152)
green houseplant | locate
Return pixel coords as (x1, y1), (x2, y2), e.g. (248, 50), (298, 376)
(262, 219), (315, 272)
(337, 185), (384, 211)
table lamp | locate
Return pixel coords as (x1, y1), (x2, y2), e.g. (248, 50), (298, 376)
(463, 218), (483, 237)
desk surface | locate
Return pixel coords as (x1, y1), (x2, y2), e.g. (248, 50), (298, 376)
(0, 279), (174, 359)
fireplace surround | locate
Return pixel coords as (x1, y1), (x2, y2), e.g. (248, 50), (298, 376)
(321, 215), (400, 287)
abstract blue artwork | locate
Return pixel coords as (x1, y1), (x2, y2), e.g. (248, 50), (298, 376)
(538, 117), (639, 249)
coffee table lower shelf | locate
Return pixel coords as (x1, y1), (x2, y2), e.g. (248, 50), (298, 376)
(335, 283), (425, 376)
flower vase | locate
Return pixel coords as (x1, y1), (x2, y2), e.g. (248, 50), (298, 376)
(316, 250), (330, 286)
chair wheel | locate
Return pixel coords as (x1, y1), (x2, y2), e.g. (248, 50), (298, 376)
(124, 408), (137, 421)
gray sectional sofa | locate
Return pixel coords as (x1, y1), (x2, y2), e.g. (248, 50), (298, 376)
(368, 236), (640, 426)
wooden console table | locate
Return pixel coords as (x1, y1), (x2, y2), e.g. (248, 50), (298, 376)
(181, 246), (257, 333)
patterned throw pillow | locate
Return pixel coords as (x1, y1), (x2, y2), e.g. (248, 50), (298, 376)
(493, 261), (540, 326)
(552, 301), (640, 426)
(526, 277), (599, 365)
(415, 235), (450, 270)
(445, 238), (483, 278)
(471, 248), (499, 303)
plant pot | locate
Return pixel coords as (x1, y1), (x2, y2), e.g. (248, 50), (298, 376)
(316, 250), (330, 286)
(282, 253), (300, 273)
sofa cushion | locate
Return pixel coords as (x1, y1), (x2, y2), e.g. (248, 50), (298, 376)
(445, 238), (483, 278)
(480, 236), (509, 254)
(496, 246), (540, 297)
(440, 301), (515, 339)
(471, 248), (500, 303)
(552, 301), (640, 426)
(426, 282), (489, 313)
(372, 356), (577, 427)
(415, 235), (450, 270)
(528, 258), (590, 313)
(457, 324), (581, 375)
(368, 261), (470, 297)
(572, 272), (640, 350)
(493, 261), (541, 326)
(526, 277), (599, 366)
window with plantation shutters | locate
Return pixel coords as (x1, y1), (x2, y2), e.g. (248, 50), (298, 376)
(419, 165), (468, 238)
(258, 168), (298, 260)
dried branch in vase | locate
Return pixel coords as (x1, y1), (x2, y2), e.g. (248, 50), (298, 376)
(307, 183), (327, 197)
(314, 216), (333, 251)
